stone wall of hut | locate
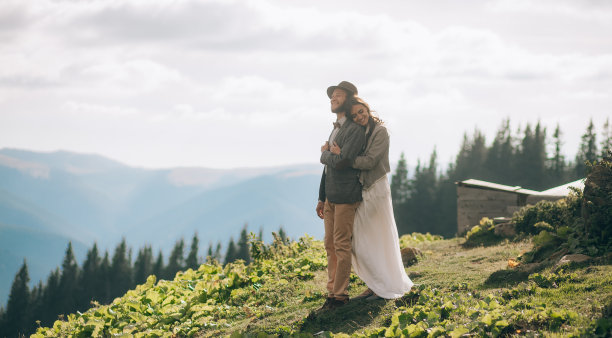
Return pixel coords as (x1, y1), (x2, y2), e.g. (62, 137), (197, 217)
(456, 186), (519, 234)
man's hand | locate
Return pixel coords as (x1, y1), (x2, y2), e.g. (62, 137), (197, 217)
(330, 141), (341, 155)
(316, 201), (325, 219)
(321, 141), (329, 153)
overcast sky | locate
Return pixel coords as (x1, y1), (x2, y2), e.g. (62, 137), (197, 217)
(1, 0), (611, 170)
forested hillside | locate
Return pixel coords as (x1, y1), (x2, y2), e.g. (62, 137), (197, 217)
(390, 118), (611, 237)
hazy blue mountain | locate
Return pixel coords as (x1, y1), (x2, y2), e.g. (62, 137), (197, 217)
(0, 223), (88, 305)
(0, 187), (74, 236)
(0, 148), (323, 306)
(0, 149), (321, 246)
(123, 171), (322, 251)
(0, 148), (126, 173)
(0, 165), (117, 239)
(112, 170), (206, 231)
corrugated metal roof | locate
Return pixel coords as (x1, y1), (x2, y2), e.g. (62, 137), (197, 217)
(539, 179), (585, 196)
(457, 179), (540, 195)
(456, 178), (584, 196)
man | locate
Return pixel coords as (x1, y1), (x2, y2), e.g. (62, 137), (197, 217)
(316, 81), (366, 310)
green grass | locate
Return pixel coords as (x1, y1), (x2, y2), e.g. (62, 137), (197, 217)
(33, 235), (611, 337)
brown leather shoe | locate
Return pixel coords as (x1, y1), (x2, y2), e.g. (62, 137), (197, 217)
(328, 298), (349, 310)
(353, 288), (374, 300)
(318, 297), (334, 311)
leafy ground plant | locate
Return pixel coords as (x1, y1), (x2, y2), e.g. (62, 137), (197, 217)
(33, 233), (611, 337)
(462, 217), (504, 248)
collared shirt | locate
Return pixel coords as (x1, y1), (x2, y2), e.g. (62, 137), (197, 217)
(325, 115), (347, 174)
(329, 115), (347, 144)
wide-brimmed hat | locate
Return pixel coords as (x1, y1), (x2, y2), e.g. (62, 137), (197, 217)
(327, 81), (358, 98)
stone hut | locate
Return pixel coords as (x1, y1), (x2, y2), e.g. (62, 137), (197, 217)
(456, 179), (584, 234)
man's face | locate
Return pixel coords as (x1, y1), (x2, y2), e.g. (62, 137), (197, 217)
(330, 88), (347, 113)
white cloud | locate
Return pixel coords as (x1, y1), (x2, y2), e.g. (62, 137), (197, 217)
(1, 0), (611, 168)
(488, 0), (612, 22)
(60, 101), (139, 116)
(78, 59), (184, 93)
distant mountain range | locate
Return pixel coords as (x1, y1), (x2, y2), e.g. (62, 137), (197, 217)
(0, 148), (324, 306)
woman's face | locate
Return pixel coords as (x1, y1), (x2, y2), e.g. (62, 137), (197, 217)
(350, 103), (370, 127)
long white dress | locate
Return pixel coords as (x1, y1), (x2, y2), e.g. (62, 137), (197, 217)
(351, 175), (413, 299)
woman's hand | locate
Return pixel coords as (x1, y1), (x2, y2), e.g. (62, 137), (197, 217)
(330, 141), (341, 155)
(321, 141), (330, 153)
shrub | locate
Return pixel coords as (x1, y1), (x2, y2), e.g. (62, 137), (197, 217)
(512, 193), (582, 235)
(532, 230), (560, 249)
(582, 151), (612, 251)
(463, 218), (503, 247)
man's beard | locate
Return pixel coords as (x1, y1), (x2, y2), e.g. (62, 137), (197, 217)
(331, 101), (349, 113)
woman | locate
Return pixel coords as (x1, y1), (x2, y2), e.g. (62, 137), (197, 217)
(330, 96), (413, 300)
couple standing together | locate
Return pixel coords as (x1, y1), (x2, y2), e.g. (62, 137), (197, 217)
(316, 81), (413, 310)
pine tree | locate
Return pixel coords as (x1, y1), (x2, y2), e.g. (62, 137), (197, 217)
(110, 239), (132, 298)
(435, 171), (457, 237)
(165, 239), (185, 279)
(98, 252), (112, 304)
(133, 245), (153, 285)
(515, 123), (536, 188)
(0, 307), (4, 336)
(391, 152), (410, 234)
(575, 119), (598, 178)
(531, 122), (548, 189)
(58, 242), (79, 316)
(224, 238), (237, 265)
(214, 242), (222, 261)
(185, 233), (200, 270)
(28, 281), (44, 334)
(152, 251), (164, 279)
(483, 118), (512, 183)
(601, 117), (612, 159)
(41, 268), (60, 326)
(452, 133), (471, 181)
(499, 121), (516, 183)
(469, 130), (487, 178)
(406, 148), (439, 234)
(206, 243), (214, 263)
(2, 260), (30, 337)
(391, 152), (409, 206)
(278, 226), (288, 245)
(79, 243), (100, 310)
(236, 225), (251, 264)
(548, 123), (566, 186)
(513, 122), (549, 189)
(453, 129), (487, 181)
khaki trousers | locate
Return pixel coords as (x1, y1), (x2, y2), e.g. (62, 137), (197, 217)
(324, 199), (360, 300)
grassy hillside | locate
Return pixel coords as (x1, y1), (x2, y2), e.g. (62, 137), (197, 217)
(32, 232), (611, 337)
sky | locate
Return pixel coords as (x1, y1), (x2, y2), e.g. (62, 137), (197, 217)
(1, 0), (611, 170)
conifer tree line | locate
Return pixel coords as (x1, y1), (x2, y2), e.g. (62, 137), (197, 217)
(390, 118), (612, 238)
(0, 225), (288, 337)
